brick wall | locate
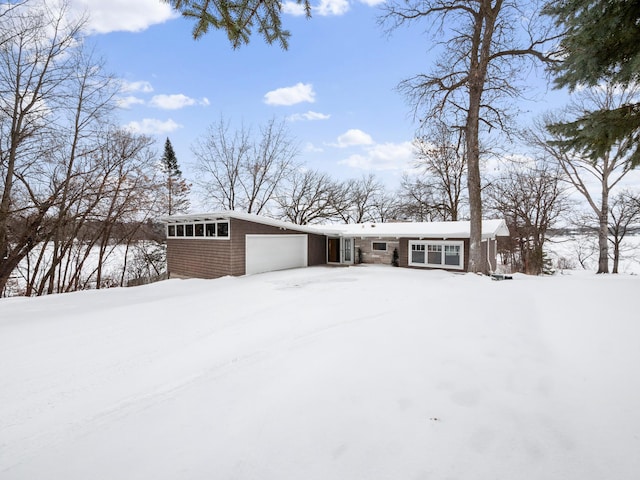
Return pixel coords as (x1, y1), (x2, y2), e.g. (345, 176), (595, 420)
(166, 217), (327, 279)
(166, 238), (232, 279)
(354, 237), (400, 265)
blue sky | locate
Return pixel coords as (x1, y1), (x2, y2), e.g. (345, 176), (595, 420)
(73, 0), (567, 187)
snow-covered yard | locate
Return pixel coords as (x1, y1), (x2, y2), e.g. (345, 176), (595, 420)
(1, 265), (638, 479)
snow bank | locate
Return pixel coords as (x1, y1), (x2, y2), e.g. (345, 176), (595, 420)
(1, 266), (638, 479)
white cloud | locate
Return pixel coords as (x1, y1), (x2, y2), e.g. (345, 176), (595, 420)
(339, 141), (415, 171)
(200, 97), (211, 106)
(333, 129), (374, 148)
(303, 142), (324, 153)
(71, 0), (178, 34)
(117, 96), (145, 109)
(149, 94), (197, 110)
(125, 118), (182, 135)
(120, 80), (154, 94)
(357, 0), (386, 6)
(315, 0), (350, 16)
(282, 1), (308, 16)
(288, 111), (331, 122)
(284, 0), (380, 16)
(264, 83), (316, 106)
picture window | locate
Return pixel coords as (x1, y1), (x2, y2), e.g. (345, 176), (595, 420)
(409, 241), (463, 270)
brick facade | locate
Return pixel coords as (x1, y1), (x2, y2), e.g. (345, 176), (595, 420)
(167, 217), (327, 279)
(165, 213), (504, 278)
(354, 237), (400, 266)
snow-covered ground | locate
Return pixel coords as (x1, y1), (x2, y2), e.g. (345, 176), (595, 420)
(546, 234), (640, 274)
(1, 265), (638, 479)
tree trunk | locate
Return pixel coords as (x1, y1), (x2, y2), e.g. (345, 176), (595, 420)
(597, 185), (609, 273)
(612, 239), (620, 274)
(466, 84), (484, 273)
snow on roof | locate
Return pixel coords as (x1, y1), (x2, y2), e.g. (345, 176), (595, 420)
(161, 212), (510, 239)
(309, 219), (510, 239)
(160, 211), (326, 235)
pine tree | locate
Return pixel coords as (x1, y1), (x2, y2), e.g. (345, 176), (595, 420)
(160, 138), (190, 215)
(163, 0), (311, 49)
(544, 0), (640, 166)
(161, 137), (181, 177)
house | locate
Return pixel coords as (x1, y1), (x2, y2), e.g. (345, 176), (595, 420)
(162, 211), (510, 279)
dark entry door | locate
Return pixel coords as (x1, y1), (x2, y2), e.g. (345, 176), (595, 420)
(328, 238), (340, 263)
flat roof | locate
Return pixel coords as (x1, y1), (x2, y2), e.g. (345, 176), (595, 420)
(161, 212), (509, 239)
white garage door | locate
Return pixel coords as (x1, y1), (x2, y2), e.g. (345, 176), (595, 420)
(245, 234), (308, 275)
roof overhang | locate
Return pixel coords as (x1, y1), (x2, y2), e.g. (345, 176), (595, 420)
(160, 212), (510, 239)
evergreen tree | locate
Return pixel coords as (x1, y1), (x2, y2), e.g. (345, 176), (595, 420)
(160, 138), (190, 215)
(161, 137), (181, 177)
(163, 0), (311, 49)
(544, 0), (640, 166)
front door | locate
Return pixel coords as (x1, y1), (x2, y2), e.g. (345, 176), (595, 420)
(328, 238), (340, 263)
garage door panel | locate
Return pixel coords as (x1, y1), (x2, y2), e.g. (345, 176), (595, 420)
(245, 234), (308, 275)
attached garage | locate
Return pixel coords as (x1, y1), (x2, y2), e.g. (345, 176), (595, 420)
(245, 234), (308, 275)
(163, 211), (509, 279)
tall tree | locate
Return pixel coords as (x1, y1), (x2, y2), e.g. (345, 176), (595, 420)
(397, 175), (443, 222)
(486, 162), (567, 275)
(533, 84), (638, 273)
(544, 0), (640, 166)
(608, 191), (640, 274)
(381, 0), (559, 272)
(160, 138), (190, 215)
(276, 169), (342, 225)
(163, 0), (311, 49)
(193, 117), (297, 215)
(413, 121), (467, 221)
(0, 0), (86, 294)
(336, 174), (383, 224)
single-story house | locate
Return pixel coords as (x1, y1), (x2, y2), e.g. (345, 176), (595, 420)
(162, 211), (509, 279)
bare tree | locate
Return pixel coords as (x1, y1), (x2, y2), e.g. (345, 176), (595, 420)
(413, 121), (467, 220)
(276, 169), (342, 225)
(486, 161), (567, 274)
(608, 191), (640, 274)
(381, 0), (559, 272)
(533, 84), (639, 273)
(335, 174), (384, 224)
(397, 174), (442, 222)
(370, 190), (402, 223)
(193, 117), (297, 215)
(0, 1), (87, 294)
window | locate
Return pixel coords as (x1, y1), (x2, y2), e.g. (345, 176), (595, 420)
(166, 220), (230, 240)
(372, 242), (387, 251)
(217, 222), (229, 237)
(409, 240), (464, 270)
(427, 244), (441, 264)
(445, 245), (461, 266)
(411, 244), (425, 264)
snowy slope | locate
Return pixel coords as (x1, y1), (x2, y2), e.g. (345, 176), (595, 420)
(1, 266), (638, 479)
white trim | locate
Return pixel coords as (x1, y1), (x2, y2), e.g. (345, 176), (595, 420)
(371, 241), (388, 252)
(408, 240), (464, 270)
(343, 237), (354, 264)
(166, 220), (230, 240)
